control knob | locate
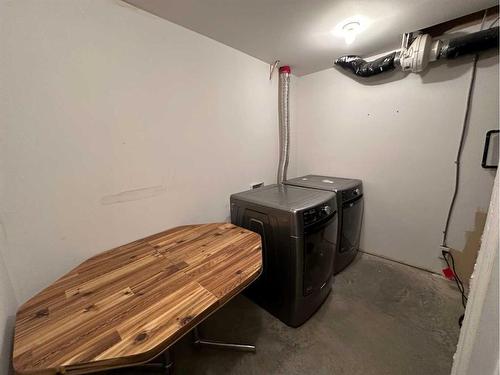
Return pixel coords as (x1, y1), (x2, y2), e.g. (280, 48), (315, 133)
(321, 205), (332, 216)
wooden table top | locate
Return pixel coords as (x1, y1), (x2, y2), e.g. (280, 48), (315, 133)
(13, 223), (262, 375)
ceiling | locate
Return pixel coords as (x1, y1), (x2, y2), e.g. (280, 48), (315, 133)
(124, 0), (497, 76)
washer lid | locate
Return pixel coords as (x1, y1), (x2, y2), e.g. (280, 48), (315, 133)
(285, 175), (362, 192)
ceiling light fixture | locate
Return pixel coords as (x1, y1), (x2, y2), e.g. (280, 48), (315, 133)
(331, 16), (369, 46)
(342, 21), (361, 45)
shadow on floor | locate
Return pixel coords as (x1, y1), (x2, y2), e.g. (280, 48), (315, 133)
(106, 253), (462, 375)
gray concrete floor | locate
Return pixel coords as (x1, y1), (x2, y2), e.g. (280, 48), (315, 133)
(111, 253), (463, 375)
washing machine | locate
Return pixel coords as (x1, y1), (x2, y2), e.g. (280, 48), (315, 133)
(285, 175), (363, 274)
(230, 184), (338, 327)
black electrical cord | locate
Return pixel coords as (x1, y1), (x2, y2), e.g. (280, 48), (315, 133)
(442, 250), (468, 326)
(442, 250), (468, 308)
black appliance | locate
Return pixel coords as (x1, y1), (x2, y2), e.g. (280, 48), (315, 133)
(230, 184), (337, 327)
(285, 175), (363, 274)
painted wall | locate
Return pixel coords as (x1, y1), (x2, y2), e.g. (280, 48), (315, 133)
(0, 251), (17, 375)
(294, 24), (498, 273)
(0, 0), (279, 303)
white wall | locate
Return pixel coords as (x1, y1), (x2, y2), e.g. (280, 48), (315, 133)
(0, 252), (17, 375)
(294, 25), (498, 273)
(0, 0), (279, 303)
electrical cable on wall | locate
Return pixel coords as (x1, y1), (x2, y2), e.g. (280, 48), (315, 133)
(442, 250), (468, 326)
(441, 9), (488, 249)
(440, 9), (489, 327)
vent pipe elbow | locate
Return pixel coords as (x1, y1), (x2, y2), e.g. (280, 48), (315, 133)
(334, 52), (397, 77)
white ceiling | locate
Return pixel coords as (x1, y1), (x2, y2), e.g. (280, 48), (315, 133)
(125, 0), (497, 76)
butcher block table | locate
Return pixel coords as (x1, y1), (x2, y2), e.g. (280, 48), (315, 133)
(13, 223), (262, 375)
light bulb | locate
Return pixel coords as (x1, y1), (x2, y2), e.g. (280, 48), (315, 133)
(344, 33), (356, 45)
(331, 17), (368, 46)
(342, 21), (360, 45)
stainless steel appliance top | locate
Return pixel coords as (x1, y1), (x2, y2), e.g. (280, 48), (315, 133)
(230, 184), (336, 213)
(285, 175), (362, 193)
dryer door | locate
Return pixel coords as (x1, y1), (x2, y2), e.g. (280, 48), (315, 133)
(340, 195), (363, 254)
(303, 213), (337, 296)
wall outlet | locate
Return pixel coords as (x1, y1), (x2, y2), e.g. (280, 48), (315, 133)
(251, 182), (264, 189)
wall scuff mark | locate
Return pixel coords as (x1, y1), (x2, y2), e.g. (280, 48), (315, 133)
(101, 185), (167, 205)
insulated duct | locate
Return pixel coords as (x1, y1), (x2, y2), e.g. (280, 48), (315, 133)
(440, 27), (499, 59)
(277, 66), (291, 184)
(334, 52), (397, 77)
(334, 26), (499, 77)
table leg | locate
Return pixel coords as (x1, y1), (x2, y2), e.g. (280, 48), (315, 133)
(162, 349), (174, 375)
(134, 348), (174, 374)
(193, 327), (256, 353)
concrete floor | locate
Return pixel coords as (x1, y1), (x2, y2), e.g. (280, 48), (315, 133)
(110, 253), (463, 375)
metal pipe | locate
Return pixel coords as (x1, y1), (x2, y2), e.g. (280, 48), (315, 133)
(277, 66), (291, 184)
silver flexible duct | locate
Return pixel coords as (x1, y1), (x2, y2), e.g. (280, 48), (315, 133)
(277, 66), (291, 184)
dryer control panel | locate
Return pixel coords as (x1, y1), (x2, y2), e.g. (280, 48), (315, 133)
(342, 186), (363, 203)
(303, 204), (334, 227)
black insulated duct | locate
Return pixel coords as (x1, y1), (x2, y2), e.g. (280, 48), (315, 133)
(335, 26), (499, 78)
(334, 52), (397, 77)
(440, 27), (499, 59)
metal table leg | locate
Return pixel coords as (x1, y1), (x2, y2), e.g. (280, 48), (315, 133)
(134, 325), (255, 375)
(193, 327), (256, 353)
(135, 349), (174, 374)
